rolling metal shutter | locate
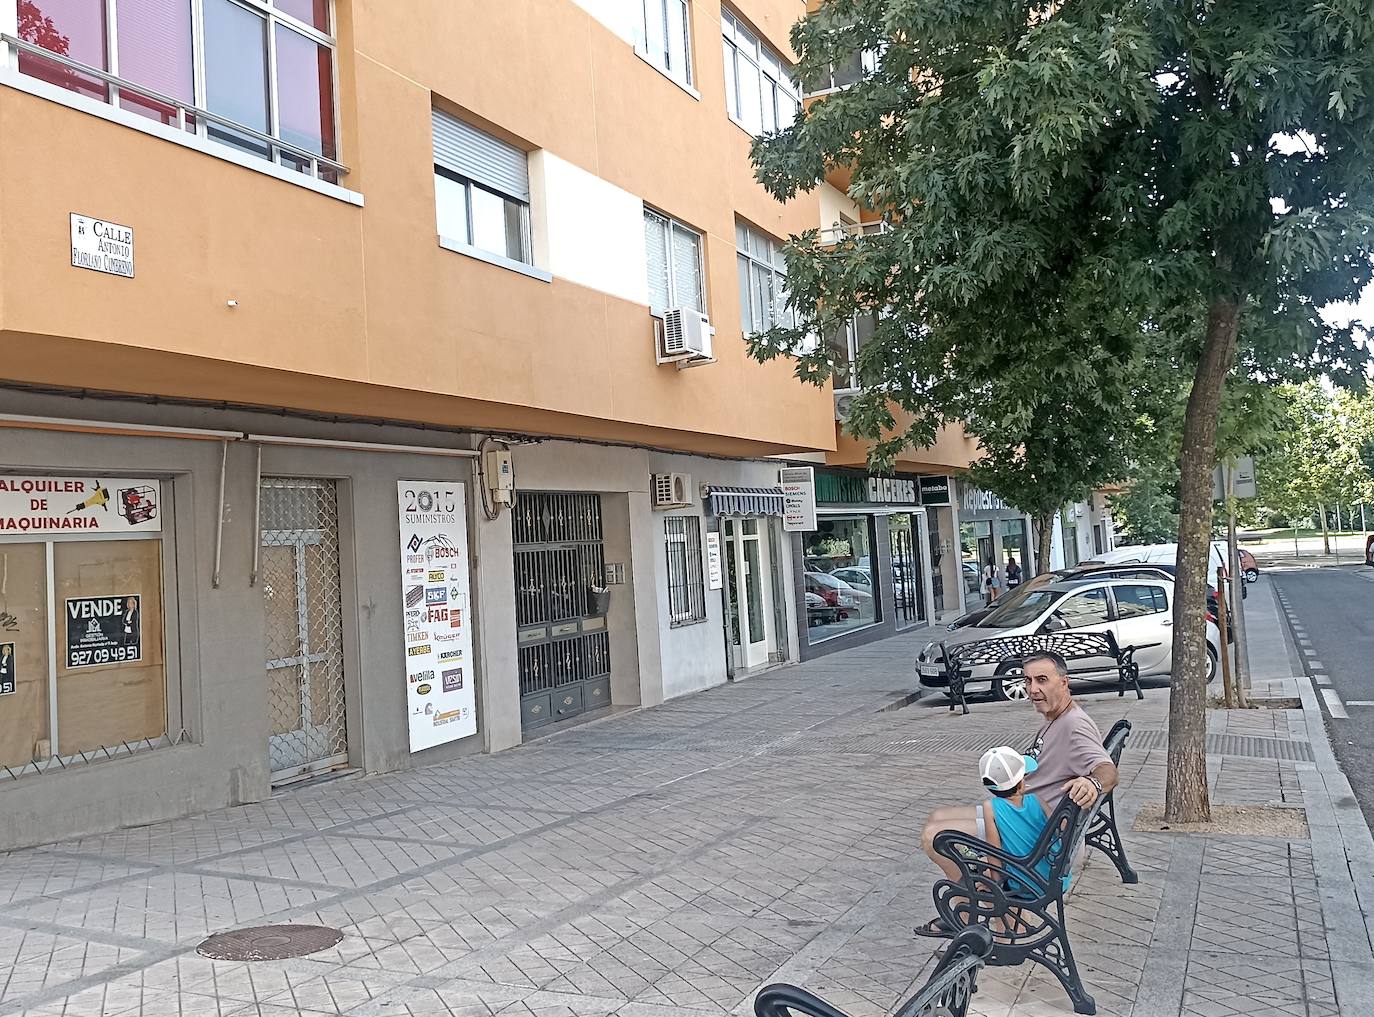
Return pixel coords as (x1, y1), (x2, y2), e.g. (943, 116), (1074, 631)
(432, 109), (530, 201)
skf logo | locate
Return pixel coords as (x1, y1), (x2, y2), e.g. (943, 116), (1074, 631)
(424, 587), (447, 606)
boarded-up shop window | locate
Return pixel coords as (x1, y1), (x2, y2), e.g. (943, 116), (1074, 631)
(53, 540), (165, 756)
(0, 543), (51, 768)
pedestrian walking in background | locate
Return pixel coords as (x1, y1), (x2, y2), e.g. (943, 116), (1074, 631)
(1006, 555), (1023, 589)
(982, 559), (1000, 602)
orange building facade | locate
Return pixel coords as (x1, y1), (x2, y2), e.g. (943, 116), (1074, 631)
(0, 0), (975, 848)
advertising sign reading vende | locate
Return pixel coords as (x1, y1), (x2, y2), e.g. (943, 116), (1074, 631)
(0, 477), (162, 534)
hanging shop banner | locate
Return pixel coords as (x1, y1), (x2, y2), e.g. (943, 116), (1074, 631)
(398, 482), (477, 751)
(0, 476), (161, 534)
(65, 595), (141, 669)
(705, 532), (724, 591)
(0, 642), (13, 695)
(779, 466), (817, 532)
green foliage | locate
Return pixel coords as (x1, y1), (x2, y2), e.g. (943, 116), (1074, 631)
(1257, 382), (1374, 516)
(747, 0), (1374, 452)
(1111, 458), (1181, 545)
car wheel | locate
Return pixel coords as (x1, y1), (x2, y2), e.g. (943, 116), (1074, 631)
(1244, 568), (1259, 584)
(994, 666), (1029, 702)
(1206, 645), (1218, 684)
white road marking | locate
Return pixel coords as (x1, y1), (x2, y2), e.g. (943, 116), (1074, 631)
(1344, 701), (1374, 707)
(1322, 689), (1350, 719)
(1315, 675), (1333, 686)
(1308, 660), (1324, 671)
(1303, 648), (1318, 656)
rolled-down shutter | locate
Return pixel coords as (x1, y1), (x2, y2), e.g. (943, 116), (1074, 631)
(432, 109), (529, 202)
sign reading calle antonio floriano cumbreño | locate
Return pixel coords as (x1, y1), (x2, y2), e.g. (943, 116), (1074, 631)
(70, 213), (134, 278)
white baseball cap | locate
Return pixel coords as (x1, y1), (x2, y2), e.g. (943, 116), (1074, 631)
(979, 745), (1039, 792)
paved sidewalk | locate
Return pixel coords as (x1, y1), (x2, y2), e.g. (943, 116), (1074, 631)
(0, 614), (1371, 1017)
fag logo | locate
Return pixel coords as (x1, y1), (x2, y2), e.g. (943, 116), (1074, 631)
(428, 606), (449, 623)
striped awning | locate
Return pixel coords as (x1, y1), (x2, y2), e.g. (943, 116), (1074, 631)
(705, 485), (785, 517)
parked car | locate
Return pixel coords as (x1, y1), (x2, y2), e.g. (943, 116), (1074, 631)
(917, 576), (1220, 701)
(830, 566), (874, 595)
(1081, 541), (1245, 599)
(1367, 534), (1374, 567)
(805, 591), (839, 627)
(947, 563), (1173, 631)
(806, 571), (873, 619)
(1238, 548), (1259, 584)
(963, 561), (981, 594)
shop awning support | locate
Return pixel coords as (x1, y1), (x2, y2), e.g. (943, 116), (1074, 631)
(250, 444), (262, 587)
(212, 440), (228, 589)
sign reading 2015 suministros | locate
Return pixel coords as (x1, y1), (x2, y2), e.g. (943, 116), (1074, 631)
(70, 213), (134, 278)
(397, 482), (477, 751)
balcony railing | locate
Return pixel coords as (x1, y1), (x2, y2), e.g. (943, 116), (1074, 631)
(1, 34), (349, 183)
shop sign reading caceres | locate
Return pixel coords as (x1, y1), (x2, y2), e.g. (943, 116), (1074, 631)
(0, 477), (162, 534)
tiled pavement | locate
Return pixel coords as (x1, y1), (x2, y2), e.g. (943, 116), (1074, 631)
(1, 605), (1371, 1017)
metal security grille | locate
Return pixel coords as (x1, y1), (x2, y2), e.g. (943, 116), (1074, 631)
(890, 517), (925, 626)
(664, 516), (706, 626)
(260, 478), (348, 784)
(513, 493), (611, 728)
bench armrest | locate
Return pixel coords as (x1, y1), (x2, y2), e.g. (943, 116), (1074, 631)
(930, 829), (1055, 903)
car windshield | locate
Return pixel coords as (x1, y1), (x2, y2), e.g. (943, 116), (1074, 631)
(982, 589), (1066, 628)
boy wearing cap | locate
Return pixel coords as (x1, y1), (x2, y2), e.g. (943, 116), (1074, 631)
(975, 746), (1053, 883)
(917, 649), (1117, 937)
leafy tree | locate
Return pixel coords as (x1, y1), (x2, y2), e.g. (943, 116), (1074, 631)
(963, 339), (1155, 574)
(1259, 383), (1374, 548)
(750, 0), (1374, 821)
(1111, 457), (1180, 544)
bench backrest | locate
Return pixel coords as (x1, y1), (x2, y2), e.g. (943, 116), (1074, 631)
(947, 630), (1121, 669)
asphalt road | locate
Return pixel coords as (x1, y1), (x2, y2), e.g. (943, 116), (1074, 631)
(1270, 566), (1374, 828)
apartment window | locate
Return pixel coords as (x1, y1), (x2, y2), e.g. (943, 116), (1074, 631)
(826, 311), (877, 390)
(433, 109), (533, 266)
(735, 221), (794, 335)
(721, 10), (800, 135)
(641, 0), (692, 86)
(644, 209), (704, 312)
(803, 48), (881, 96)
(15, 0), (339, 179)
(665, 517), (707, 626)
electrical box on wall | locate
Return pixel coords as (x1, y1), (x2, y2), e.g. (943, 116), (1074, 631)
(484, 449), (515, 504)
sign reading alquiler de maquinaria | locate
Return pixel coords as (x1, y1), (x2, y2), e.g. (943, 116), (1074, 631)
(70, 213), (134, 278)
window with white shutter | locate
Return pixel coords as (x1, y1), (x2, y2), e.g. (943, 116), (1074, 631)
(433, 109), (533, 267)
(644, 208), (705, 313)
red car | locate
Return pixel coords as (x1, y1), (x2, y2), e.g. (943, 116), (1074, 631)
(1238, 548), (1259, 584)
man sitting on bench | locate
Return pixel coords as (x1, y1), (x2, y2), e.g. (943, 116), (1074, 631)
(915, 650), (1120, 937)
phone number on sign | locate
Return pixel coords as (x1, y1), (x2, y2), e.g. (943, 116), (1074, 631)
(68, 645), (140, 668)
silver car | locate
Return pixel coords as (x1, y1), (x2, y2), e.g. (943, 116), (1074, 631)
(916, 577), (1220, 701)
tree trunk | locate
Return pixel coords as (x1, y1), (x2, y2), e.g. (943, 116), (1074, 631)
(1166, 297), (1241, 824)
(1319, 503), (1330, 554)
(1035, 510), (1056, 576)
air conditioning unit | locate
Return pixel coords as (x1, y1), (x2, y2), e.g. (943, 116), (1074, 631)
(834, 392), (857, 422)
(657, 308), (714, 367)
(652, 472), (692, 509)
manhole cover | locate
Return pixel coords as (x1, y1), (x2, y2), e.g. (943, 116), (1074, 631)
(197, 924), (343, 961)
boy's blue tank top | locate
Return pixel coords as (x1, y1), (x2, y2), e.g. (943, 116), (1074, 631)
(990, 793), (1070, 889)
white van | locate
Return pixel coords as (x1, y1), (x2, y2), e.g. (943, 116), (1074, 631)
(1084, 542), (1229, 578)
